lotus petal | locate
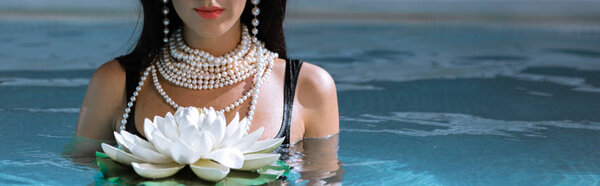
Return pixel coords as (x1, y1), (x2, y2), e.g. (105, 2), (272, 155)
(149, 129), (173, 156)
(236, 117), (249, 137)
(164, 112), (176, 123)
(190, 159), (230, 182)
(120, 134), (173, 164)
(223, 112), (240, 139)
(238, 117), (249, 132)
(195, 132), (214, 156)
(214, 111), (227, 142)
(243, 137), (285, 154)
(237, 153), (281, 171)
(176, 107), (200, 132)
(169, 139), (201, 164)
(222, 120), (245, 147)
(205, 148), (244, 169)
(156, 115), (179, 141)
(101, 143), (144, 166)
(230, 127), (264, 151)
(175, 107), (197, 124)
(205, 112), (225, 145)
(179, 125), (201, 145)
(204, 107), (217, 125)
(113, 132), (131, 153)
(143, 118), (157, 141)
(196, 111), (207, 130)
(120, 130), (155, 150)
(131, 162), (185, 179)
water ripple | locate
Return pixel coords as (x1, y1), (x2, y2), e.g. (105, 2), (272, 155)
(544, 48), (600, 58)
(0, 77), (89, 87)
(12, 107), (80, 113)
(342, 112), (600, 137)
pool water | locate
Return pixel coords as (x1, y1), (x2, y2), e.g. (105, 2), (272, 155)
(1, 19), (600, 185)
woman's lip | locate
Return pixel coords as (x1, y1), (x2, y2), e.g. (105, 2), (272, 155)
(194, 6), (224, 11)
(194, 7), (224, 20)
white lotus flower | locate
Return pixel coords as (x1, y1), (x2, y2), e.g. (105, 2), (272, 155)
(100, 106), (284, 182)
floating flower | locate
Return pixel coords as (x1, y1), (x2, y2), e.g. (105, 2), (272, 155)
(100, 106), (284, 182)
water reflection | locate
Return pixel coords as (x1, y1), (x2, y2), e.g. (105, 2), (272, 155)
(61, 133), (344, 184)
(61, 134), (115, 168)
(288, 134), (344, 185)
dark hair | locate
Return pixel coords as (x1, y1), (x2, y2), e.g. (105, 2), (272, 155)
(116, 0), (288, 71)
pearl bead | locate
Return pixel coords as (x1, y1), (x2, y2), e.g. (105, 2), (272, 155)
(252, 7), (260, 16)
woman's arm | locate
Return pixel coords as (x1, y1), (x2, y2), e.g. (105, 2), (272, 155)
(293, 62), (342, 184)
(297, 62), (340, 138)
(75, 60), (126, 140)
(63, 60), (126, 163)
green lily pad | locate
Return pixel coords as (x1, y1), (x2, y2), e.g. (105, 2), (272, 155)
(93, 151), (291, 185)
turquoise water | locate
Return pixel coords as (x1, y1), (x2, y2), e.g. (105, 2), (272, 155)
(1, 19), (600, 185)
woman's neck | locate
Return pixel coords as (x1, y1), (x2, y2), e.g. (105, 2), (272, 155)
(182, 21), (242, 57)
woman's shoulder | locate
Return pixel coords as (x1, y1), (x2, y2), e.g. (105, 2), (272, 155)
(296, 61), (337, 102)
(93, 59), (126, 81)
(275, 58), (336, 97)
(90, 59), (127, 95)
(294, 60), (340, 138)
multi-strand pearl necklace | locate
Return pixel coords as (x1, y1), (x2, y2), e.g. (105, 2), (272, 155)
(119, 25), (278, 134)
(159, 26), (257, 90)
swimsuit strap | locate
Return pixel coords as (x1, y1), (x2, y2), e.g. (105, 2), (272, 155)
(274, 58), (303, 159)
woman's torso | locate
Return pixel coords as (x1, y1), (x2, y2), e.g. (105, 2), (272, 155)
(113, 57), (303, 149)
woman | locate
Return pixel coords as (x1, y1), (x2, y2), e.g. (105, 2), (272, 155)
(73, 0), (339, 157)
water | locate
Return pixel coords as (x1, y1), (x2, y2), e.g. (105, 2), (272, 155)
(1, 17), (600, 185)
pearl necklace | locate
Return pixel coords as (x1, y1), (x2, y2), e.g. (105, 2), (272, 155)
(170, 26), (252, 68)
(157, 45), (258, 90)
(119, 27), (278, 134)
(159, 25), (258, 90)
(152, 53), (275, 113)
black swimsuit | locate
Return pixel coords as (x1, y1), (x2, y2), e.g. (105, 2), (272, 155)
(117, 58), (303, 157)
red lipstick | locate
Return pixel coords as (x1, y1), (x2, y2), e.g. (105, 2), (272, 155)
(194, 6), (225, 20)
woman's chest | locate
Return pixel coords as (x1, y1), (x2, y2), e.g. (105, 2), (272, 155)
(113, 71), (304, 143)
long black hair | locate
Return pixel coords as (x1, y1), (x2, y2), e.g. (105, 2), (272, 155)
(116, 0), (288, 71)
